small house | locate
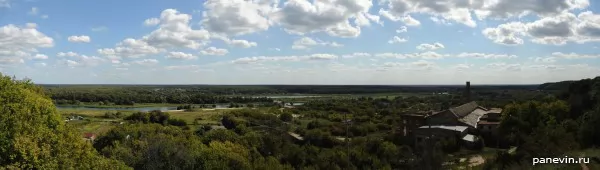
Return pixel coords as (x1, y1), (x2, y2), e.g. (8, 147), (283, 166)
(83, 133), (96, 142)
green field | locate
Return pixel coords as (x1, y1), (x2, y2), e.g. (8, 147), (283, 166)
(57, 102), (182, 108)
(59, 107), (248, 135)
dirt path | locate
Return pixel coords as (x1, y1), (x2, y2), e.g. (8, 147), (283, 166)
(469, 155), (485, 167)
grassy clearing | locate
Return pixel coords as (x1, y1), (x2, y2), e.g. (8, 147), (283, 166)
(57, 103), (181, 108)
(60, 107), (250, 136)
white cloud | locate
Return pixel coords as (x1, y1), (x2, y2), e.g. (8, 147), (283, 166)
(202, 0), (272, 36)
(454, 64), (473, 71)
(482, 11), (600, 45)
(41, 15), (48, 19)
(165, 52), (197, 60)
(60, 55), (106, 67)
(0, 24), (53, 65)
(222, 38), (258, 48)
(57, 51), (78, 57)
(144, 18), (160, 26)
(416, 43), (445, 51)
(68, 35), (91, 43)
(342, 52), (371, 58)
(485, 62), (522, 71)
(551, 52), (600, 59)
(232, 53), (338, 64)
(534, 57), (557, 63)
(132, 59), (159, 66)
(25, 23), (36, 29)
(291, 37), (343, 50)
(271, 0), (378, 38)
(142, 9), (211, 50)
(200, 47), (229, 56)
(396, 26), (407, 33)
(33, 54), (48, 60)
(164, 64), (200, 70)
(34, 62), (46, 67)
(457, 53), (518, 59)
(98, 38), (163, 59)
(388, 36), (407, 44)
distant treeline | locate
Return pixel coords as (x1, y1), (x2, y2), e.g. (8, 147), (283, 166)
(46, 87), (272, 105)
(43, 84), (539, 96)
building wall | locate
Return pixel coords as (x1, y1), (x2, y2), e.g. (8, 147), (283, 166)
(426, 111), (461, 126)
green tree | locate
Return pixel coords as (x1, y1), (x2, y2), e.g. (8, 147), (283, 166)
(280, 112), (293, 122)
(0, 74), (129, 169)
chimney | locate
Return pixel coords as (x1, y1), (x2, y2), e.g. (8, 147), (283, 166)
(465, 81), (471, 102)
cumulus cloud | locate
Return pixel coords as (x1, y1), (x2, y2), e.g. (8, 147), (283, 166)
(98, 38), (163, 59)
(416, 43), (445, 50)
(457, 53), (518, 59)
(68, 35), (91, 43)
(144, 18), (160, 26)
(551, 52), (600, 59)
(291, 37), (343, 50)
(60, 54), (106, 67)
(341, 52), (372, 58)
(453, 64), (473, 71)
(202, 0), (272, 36)
(57, 51), (79, 57)
(482, 11), (600, 45)
(485, 62), (522, 71)
(132, 59), (159, 66)
(219, 38), (258, 48)
(164, 65), (202, 70)
(231, 53), (338, 64)
(0, 24), (53, 65)
(270, 0), (379, 38)
(142, 9), (211, 49)
(396, 26), (408, 33)
(200, 47), (229, 56)
(33, 54), (48, 60)
(165, 52), (197, 60)
(534, 57), (557, 63)
(387, 36), (408, 44)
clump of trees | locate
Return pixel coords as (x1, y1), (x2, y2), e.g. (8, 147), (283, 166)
(103, 111), (124, 119)
(124, 110), (187, 127)
(0, 74), (129, 169)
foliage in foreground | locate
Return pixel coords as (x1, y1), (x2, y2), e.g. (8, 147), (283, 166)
(0, 74), (130, 169)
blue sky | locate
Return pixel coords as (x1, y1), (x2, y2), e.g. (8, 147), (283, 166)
(1, 0), (599, 84)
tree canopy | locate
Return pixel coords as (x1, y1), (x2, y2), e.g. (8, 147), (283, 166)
(0, 74), (129, 169)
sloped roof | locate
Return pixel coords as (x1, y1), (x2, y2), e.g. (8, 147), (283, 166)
(449, 101), (482, 117)
(459, 108), (488, 127)
(418, 125), (468, 133)
(462, 134), (476, 142)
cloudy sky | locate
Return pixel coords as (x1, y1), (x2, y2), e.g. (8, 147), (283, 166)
(1, 0), (599, 85)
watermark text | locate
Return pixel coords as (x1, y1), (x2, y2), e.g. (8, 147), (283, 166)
(532, 156), (589, 165)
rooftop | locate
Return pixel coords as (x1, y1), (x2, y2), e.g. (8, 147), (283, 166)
(419, 125), (468, 132)
(462, 134), (476, 142)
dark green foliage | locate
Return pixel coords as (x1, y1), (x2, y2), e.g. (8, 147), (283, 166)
(104, 111), (124, 119)
(280, 112), (293, 122)
(0, 74), (129, 169)
(167, 118), (187, 126)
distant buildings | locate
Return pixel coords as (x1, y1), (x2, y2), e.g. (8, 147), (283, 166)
(83, 133), (96, 142)
(404, 81), (503, 150)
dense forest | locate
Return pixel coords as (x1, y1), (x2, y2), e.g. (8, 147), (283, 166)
(2, 73), (600, 169)
(43, 84), (543, 106)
